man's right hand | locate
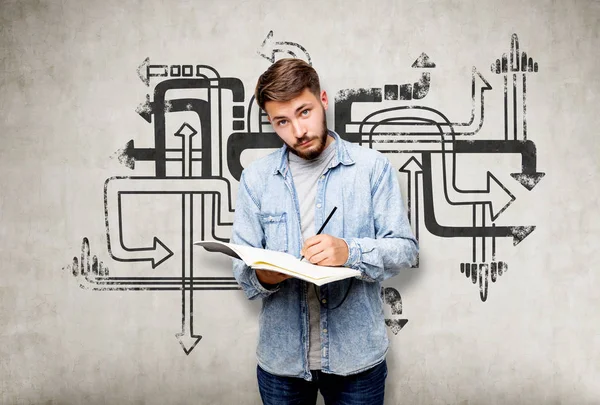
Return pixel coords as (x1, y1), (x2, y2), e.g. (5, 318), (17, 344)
(255, 269), (291, 287)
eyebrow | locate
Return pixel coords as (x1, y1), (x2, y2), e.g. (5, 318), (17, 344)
(271, 103), (312, 120)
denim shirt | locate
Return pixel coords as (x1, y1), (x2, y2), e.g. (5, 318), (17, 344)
(231, 130), (418, 381)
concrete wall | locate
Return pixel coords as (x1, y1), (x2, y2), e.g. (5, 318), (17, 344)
(1, 0), (598, 403)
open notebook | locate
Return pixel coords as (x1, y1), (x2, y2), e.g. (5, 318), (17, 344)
(194, 241), (360, 286)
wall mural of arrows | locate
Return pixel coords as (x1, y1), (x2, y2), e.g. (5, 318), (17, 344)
(62, 32), (544, 353)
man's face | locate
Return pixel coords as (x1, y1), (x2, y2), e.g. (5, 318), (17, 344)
(265, 88), (331, 160)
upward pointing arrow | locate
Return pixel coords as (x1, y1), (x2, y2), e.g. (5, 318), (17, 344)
(412, 52), (436, 68)
(174, 123), (198, 177)
(175, 122), (201, 354)
(399, 156), (423, 246)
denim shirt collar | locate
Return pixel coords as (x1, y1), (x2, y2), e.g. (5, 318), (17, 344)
(273, 130), (355, 178)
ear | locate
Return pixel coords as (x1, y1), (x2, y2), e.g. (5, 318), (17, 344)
(320, 90), (329, 111)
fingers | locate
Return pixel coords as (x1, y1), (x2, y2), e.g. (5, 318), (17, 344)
(255, 269), (291, 285)
(301, 235), (349, 266)
(302, 234), (326, 251)
(308, 250), (332, 266)
(301, 235), (330, 257)
(303, 239), (334, 265)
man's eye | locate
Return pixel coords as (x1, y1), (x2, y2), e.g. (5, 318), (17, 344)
(301, 109), (310, 116)
(277, 120), (287, 126)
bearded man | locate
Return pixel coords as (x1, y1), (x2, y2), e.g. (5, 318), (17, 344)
(231, 58), (418, 405)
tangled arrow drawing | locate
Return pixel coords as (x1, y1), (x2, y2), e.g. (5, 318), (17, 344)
(63, 33), (544, 353)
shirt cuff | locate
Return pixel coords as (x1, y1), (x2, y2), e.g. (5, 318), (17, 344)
(249, 269), (280, 296)
(342, 238), (361, 268)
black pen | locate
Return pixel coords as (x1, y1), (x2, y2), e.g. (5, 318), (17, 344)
(300, 206), (338, 261)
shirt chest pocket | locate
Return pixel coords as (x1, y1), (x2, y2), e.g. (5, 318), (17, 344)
(259, 212), (288, 253)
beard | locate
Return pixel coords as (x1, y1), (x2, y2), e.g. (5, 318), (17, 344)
(287, 109), (329, 160)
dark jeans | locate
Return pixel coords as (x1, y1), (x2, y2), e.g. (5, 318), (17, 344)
(257, 360), (388, 405)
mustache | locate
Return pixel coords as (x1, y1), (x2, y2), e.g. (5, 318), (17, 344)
(295, 136), (314, 146)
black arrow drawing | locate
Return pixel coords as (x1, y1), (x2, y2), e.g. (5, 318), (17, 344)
(491, 34), (539, 142)
(364, 115), (515, 220)
(258, 30), (312, 65)
(174, 123), (198, 178)
(421, 152), (534, 245)
(114, 139), (156, 170)
(135, 94), (154, 123)
(399, 156), (422, 243)
(115, 198), (174, 268)
(113, 139), (204, 171)
(136, 57), (168, 87)
(453, 140), (545, 190)
(103, 176), (174, 269)
(176, 122), (202, 354)
(136, 76), (244, 178)
(176, 192), (202, 354)
(382, 287), (408, 335)
(384, 52), (435, 101)
(412, 52), (436, 68)
(336, 68), (492, 144)
(104, 176), (235, 270)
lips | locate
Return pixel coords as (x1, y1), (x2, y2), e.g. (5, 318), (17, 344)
(297, 139), (313, 148)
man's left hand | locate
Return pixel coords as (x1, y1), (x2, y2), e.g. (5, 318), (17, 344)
(301, 234), (349, 266)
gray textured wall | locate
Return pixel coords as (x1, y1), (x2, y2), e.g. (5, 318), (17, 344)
(1, 0), (599, 404)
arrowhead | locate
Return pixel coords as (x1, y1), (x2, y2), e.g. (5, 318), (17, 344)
(113, 139), (136, 170)
(137, 57), (150, 86)
(398, 156), (423, 173)
(473, 67), (493, 91)
(487, 172), (516, 220)
(385, 319), (408, 335)
(174, 122), (198, 138)
(176, 333), (202, 355)
(411, 52), (436, 68)
(152, 237), (174, 268)
(257, 30), (276, 63)
(510, 172), (545, 190)
(136, 95), (153, 123)
(510, 226), (535, 246)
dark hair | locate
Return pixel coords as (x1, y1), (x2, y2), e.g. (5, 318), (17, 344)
(254, 59), (321, 111)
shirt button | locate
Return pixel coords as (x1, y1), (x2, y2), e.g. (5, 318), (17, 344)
(321, 175), (325, 179)
(321, 299), (327, 304)
(323, 329), (328, 334)
(316, 203), (322, 208)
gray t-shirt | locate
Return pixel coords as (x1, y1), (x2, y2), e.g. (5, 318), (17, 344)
(288, 138), (336, 370)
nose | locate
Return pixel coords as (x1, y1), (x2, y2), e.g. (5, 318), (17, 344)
(291, 120), (306, 139)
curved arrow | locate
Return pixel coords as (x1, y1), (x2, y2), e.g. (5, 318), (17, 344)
(365, 113), (515, 220)
(339, 67), (491, 139)
(104, 176), (235, 268)
(258, 30), (312, 65)
(382, 287), (408, 335)
(453, 139), (545, 190)
(421, 152), (535, 245)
